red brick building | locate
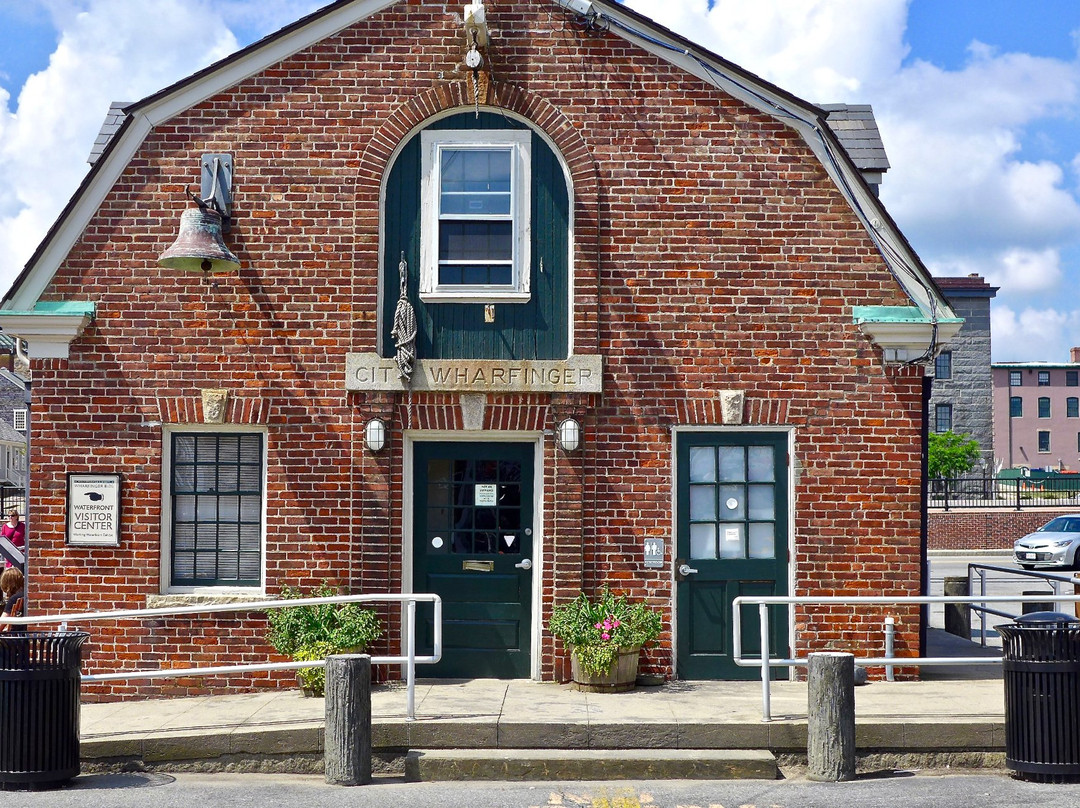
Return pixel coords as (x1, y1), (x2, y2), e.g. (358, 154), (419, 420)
(0, 0), (959, 695)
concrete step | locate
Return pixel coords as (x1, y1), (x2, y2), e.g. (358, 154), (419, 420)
(404, 748), (778, 781)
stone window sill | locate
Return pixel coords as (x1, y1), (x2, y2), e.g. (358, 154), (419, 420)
(146, 592), (268, 609)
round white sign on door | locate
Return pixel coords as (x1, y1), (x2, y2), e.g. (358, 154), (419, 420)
(726, 497), (739, 510)
(432, 536), (444, 549)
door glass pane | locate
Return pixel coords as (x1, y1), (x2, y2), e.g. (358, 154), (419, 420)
(748, 486), (774, 520)
(719, 486), (745, 520)
(748, 523), (775, 559)
(689, 485), (716, 520)
(748, 446), (775, 482)
(718, 447), (745, 481)
(690, 523), (717, 559)
(689, 447), (716, 482)
(474, 532), (497, 554)
(428, 506), (451, 531)
(453, 532), (471, 553)
(719, 523), (745, 559)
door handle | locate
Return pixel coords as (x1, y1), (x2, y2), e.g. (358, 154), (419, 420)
(515, 558), (533, 570)
(678, 563), (698, 577)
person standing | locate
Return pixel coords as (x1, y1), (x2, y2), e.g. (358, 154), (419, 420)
(1, 509), (24, 569)
(0, 567), (23, 631)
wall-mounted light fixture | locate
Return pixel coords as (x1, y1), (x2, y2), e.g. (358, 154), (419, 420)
(158, 154), (240, 274)
(365, 418), (387, 453)
(557, 418), (581, 453)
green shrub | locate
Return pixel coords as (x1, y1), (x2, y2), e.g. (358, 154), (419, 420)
(265, 585), (382, 696)
(547, 587), (663, 676)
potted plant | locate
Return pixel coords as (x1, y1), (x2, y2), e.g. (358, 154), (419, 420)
(547, 587), (663, 692)
(265, 584), (383, 697)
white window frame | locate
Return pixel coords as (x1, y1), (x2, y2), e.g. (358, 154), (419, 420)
(12, 409), (26, 432)
(419, 129), (531, 303)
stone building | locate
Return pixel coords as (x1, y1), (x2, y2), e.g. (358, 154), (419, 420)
(929, 274), (998, 472)
(0, 0), (958, 695)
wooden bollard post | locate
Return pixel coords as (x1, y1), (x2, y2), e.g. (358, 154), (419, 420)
(324, 654), (372, 786)
(807, 651), (856, 782)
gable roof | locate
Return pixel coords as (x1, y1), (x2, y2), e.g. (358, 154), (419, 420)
(0, 0), (956, 349)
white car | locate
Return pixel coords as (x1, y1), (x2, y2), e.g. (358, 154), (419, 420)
(1013, 515), (1080, 570)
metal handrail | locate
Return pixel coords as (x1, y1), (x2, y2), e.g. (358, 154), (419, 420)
(731, 593), (1080, 722)
(0, 593), (442, 721)
(968, 563), (1080, 645)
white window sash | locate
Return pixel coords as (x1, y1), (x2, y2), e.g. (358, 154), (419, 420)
(420, 129), (532, 303)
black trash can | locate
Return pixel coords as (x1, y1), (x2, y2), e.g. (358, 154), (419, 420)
(0, 631), (90, 789)
(999, 611), (1080, 783)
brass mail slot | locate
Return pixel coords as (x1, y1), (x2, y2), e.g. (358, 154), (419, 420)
(462, 560), (495, 572)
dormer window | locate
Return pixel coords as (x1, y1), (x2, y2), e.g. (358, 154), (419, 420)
(420, 130), (531, 302)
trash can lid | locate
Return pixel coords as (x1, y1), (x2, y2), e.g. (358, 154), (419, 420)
(1015, 610), (1080, 626)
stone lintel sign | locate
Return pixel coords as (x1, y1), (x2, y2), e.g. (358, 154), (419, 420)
(345, 353), (603, 393)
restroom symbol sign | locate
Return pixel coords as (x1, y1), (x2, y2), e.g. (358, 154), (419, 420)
(643, 538), (665, 568)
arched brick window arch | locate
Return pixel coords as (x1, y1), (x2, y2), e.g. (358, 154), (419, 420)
(353, 80), (600, 356)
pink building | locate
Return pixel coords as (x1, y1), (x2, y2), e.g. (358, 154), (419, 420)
(993, 348), (1080, 470)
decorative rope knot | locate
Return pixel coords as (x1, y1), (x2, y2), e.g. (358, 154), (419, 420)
(390, 252), (418, 382)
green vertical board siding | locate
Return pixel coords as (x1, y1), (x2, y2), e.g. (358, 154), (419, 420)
(381, 113), (569, 360)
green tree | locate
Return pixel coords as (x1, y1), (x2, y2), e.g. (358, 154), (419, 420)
(928, 431), (981, 479)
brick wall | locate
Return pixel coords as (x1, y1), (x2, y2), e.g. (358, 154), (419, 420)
(929, 509), (1068, 551)
(29, 0), (924, 696)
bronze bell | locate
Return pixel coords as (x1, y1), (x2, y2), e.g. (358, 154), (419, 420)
(158, 206), (240, 273)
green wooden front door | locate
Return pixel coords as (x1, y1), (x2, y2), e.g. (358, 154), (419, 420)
(413, 441), (534, 677)
(676, 432), (789, 680)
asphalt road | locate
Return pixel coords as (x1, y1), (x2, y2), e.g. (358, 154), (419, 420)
(10, 772), (1080, 808)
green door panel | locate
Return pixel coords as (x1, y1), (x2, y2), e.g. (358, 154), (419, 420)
(382, 112), (569, 360)
(676, 432), (789, 680)
(413, 441), (534, 678)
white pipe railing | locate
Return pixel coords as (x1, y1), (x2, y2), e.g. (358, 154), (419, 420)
(0, 593), (442, 721)
(732, 593), (1080, 722)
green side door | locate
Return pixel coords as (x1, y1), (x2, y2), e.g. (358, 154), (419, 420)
(676, 432), (789, 680)
(413, 441), (534, 678)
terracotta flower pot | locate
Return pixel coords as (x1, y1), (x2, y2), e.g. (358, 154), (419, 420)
(570, 645), (640, 693)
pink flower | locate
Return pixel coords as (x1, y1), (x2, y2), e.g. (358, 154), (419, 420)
(601, 633), (610, 640)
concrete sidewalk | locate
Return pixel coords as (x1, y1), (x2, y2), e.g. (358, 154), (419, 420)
(79, 673), (1008, 774)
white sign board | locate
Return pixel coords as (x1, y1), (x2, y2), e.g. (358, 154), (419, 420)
(475, 484), (498, 507)
(67, 474), (121, 546)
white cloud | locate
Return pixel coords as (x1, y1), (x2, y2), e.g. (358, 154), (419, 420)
(0, 0), (245, 288)
(877, 50), (1080, 258)
(930, 248), (1063, 294)
(992, 304), (1080, 363)
(624, 0), (909, 100)
(623, 0), (1080, 360)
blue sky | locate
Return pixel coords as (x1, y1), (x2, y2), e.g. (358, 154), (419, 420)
(1, 0), (1079, 362)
